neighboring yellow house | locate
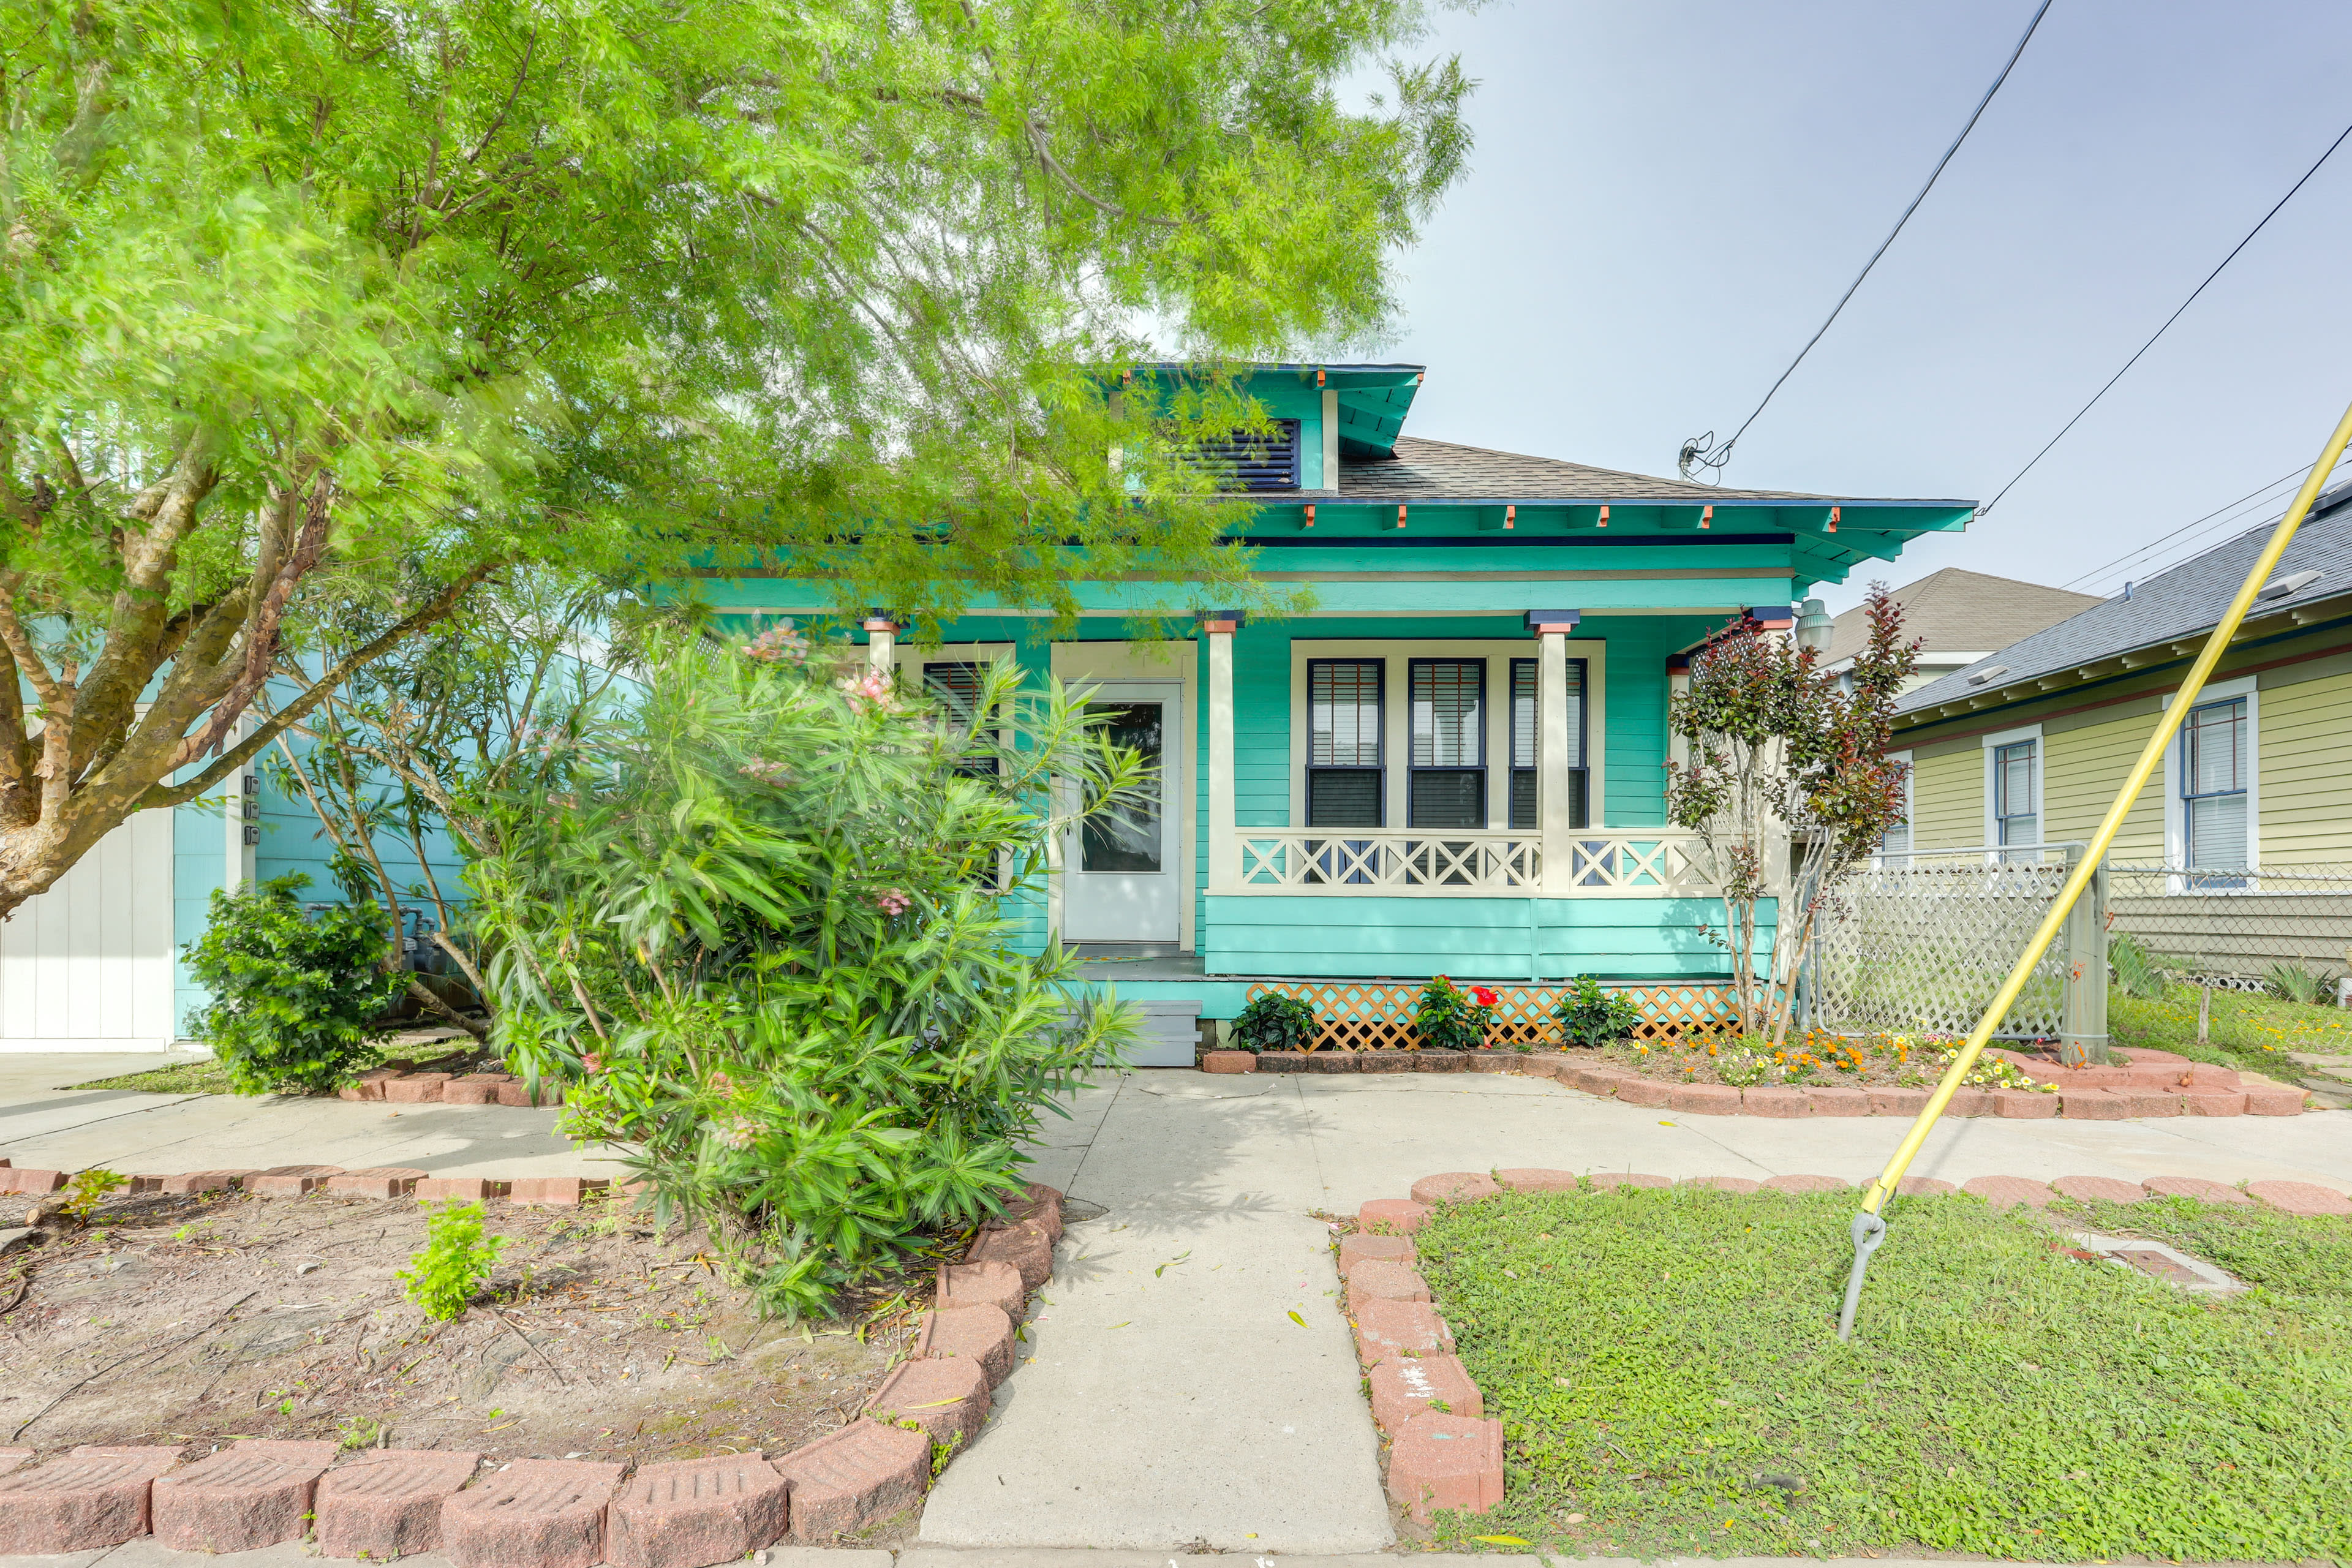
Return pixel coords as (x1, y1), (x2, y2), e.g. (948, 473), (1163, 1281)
(1890, 488), (2352, 869)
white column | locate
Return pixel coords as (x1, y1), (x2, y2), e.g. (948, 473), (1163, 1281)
(1667, 657), (1692, 776)
(1204, 614), (1239, 892)
(863, 616), (897, 677)
(1321, 388), (1340, 489)
(1537, 627), (1572, 895)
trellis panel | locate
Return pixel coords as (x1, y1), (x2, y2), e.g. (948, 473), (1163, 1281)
(1244, 979), (1735, 1050)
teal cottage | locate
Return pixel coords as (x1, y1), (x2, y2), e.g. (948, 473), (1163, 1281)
(698, 363), (1973, 1048)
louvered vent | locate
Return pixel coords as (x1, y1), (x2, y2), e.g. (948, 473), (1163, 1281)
(1189, 420), (1302, 491)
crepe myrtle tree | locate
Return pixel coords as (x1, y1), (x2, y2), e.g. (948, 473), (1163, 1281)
(1666, 588), (1918, 1043)
(0, 0), (1477, 916)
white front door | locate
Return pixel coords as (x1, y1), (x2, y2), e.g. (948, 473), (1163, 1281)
(1062, 683), (1183, 943)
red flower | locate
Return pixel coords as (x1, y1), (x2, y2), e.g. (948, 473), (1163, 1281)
(1469, 986), (1499, 1007)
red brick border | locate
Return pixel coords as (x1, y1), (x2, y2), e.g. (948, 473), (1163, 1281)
(1247, 1042), (2309, 1118)
(0, 1182), (1069, 1555)
(1338, 1164), (2351, 1523)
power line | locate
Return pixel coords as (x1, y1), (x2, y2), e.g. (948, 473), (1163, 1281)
(1983, 115), (2352, 514)
(2059, 465), (2307, 592)
(1678, 0), (2053, 481)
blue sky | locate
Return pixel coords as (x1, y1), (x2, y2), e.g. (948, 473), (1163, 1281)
(1374, 2), (2352, 611)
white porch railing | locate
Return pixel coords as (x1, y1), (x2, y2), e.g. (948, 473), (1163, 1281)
(1227, 829), (1722, 897)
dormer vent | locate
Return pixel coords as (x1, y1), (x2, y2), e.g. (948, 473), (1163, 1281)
(1966, 665), (2008, 687)
(2256, 568), (2323, 601)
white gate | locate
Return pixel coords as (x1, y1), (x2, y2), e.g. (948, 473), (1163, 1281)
(0, 809), (178, 1050)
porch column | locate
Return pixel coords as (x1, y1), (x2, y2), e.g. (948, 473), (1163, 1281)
(1200, 611), (1243, 893)
(862, 615), (897, 676)
(1527, 611), (1580, 897)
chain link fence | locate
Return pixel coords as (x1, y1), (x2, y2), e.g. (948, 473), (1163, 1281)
(1808, 848), (2352, 1035)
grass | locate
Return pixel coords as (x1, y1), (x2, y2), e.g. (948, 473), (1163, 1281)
(1410, 1186), (2352, 1561)
(2108, 981), (2352, 1076)
(2056, 1192), (2352, 1301)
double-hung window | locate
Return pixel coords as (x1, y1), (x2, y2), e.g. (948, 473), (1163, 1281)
(1506, 658), (1588, 830)
(1306, 660), (1383, 826)
(1992, 738), (2038, 853)
(923, 662), (998, 776)
(2182, 696), (2249, 872)
(1409, 660), (1486, 829)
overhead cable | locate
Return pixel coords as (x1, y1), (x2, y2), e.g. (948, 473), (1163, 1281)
(1982, 115), (2352, 514)
(1678, 0), (2054, 480)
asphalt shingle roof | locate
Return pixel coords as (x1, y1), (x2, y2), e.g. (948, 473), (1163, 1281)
(1826, 568), (2101, 666)
(1333, 436), (1836, 503)
(1896, 485), (2352, 715)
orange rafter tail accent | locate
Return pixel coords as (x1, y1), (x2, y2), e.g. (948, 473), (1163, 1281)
(1827, 504), (1840, 533)
(1397, 503), (1408, 529)
(1597, 504), (1610, 529)
(1303, 502), (1316, 529)
(1316, 367), (1327, 388)
(1699, 504), (1713, 530)
(1504, 504), (1516, 530)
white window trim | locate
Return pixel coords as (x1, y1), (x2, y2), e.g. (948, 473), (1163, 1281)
(2161, 674), (2260, 877)
(1286, 638), (1608, 831)
(1049, 641), (1198, 953)
(1877, 748), (1913, 864)
(1980, 722), (2043, 859)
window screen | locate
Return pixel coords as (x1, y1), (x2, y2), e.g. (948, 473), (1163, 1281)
(1993, 739), (2037, 851)
(1409, 660), (1485, 830)
(1307, 660), (1382, 827)
(1506, 657), (1588, 831)
(2182, 697), (2248, 870)
(924, 662), (998, 776)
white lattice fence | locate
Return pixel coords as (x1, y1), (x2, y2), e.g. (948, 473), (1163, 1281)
(1811, 852), (2073, 1037)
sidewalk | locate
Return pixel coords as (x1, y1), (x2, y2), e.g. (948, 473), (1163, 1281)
(0, 1054), (619, 1181)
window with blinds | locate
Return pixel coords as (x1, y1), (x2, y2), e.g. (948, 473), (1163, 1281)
(2182, 696), (2248, 872)
(1409, 659), (1485, 829)
(923, 662), (998, 776)
(1307, 660), (1383, 826)
(1507, 658), (1587, 831)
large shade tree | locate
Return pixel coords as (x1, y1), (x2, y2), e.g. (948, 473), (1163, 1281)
(0, 0), (1474, 914)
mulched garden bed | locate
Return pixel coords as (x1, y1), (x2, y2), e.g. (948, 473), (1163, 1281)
(1593, 1030), (2054, 1092)
(0, 1188), (924, 1472)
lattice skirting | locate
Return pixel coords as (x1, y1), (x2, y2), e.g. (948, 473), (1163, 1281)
(1244, 980), (1738, 1050)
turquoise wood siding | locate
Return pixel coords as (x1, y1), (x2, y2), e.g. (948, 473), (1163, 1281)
(1202, 894), (1768, 982)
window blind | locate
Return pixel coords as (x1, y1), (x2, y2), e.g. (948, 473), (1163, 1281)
(1506, 657), (1587, 831)
(1307, 660), (1382, 827)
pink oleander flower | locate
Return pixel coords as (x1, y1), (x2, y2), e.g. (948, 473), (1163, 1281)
(716, 1115), (758, 1151)
(738, 755), (793, 786)
(840, 670), (896, 710)
(582, 1053), (605, 1073)
(708, 1069), (737, 1098)
(872, 888), (913, 917)
(739, 622), (810, 664)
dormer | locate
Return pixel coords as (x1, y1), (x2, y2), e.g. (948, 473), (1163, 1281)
(1121, 362), (1426, 493)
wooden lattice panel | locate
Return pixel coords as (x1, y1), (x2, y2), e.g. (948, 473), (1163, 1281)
(1245, 980), (1736, 1051)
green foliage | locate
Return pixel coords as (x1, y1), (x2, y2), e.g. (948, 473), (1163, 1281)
(1412, 1186), (2352, 1561)
(183, 875), (404, 1096)
(58, 1169), (126, 1223)
(1555, 975), (1643, 1047)
(2108, 982), (2349, 1075)
(2264, 961), (2339, 1007)
(398, 1201), (509, 1322)
(2108, 932), (2173, 1000)
(2057, 1193), (2352, 1302)
(0, 0), (1476, 918)
(470, 632), (1144, 1319)
(1231, 993), (1317, 1054)
(1414, 974), (1497, 1051)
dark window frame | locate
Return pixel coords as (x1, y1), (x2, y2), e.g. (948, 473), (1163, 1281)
(1507, 656), (1589, 831)
(1191, 418), (1303, 492)
(1408, 657), (1487, 831)
(1306, 658), (1385, 828)
(923, 660), (1000, 777)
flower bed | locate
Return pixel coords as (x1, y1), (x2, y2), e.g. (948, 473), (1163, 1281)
(1599, 1030), (2055, 1094)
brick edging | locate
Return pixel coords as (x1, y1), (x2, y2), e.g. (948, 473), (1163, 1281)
(1205, 1047), (2312, 1119)
(0, 1177), (1066, 1555)
(1338, 1167), (2352, 1522)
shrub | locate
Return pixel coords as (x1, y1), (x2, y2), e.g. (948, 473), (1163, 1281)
(398, 1200), (508, 1321)
(1556, 974), (1644, 1047)
(2264, 962), (2339, 1007)
(183, 875), (404, 1095)
(1231, 993), (1316, 1053)
(2109, 932), (2173, 1000)
(1415, 974), (1498, 1050)
(59, 1168), (126, 1223)
(471, 631), (1144, 1319)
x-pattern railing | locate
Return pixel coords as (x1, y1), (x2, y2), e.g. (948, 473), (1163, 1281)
(1231, 830), (1721, 896)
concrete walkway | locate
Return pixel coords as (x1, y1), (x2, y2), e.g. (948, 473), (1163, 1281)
(0, 1054), (617, 1180)
(923, 1071), (2352, 1553)
(6, 1055), (2348, 1555)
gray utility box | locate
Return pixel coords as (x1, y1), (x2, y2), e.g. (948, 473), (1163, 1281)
(1123, 1000), (1203, 1067)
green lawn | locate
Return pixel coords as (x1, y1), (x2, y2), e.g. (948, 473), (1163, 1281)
(2109, 982), (2352, 1076)
(70, 1036), (478, 1095)
(1411, 1186), (2352, 1561)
